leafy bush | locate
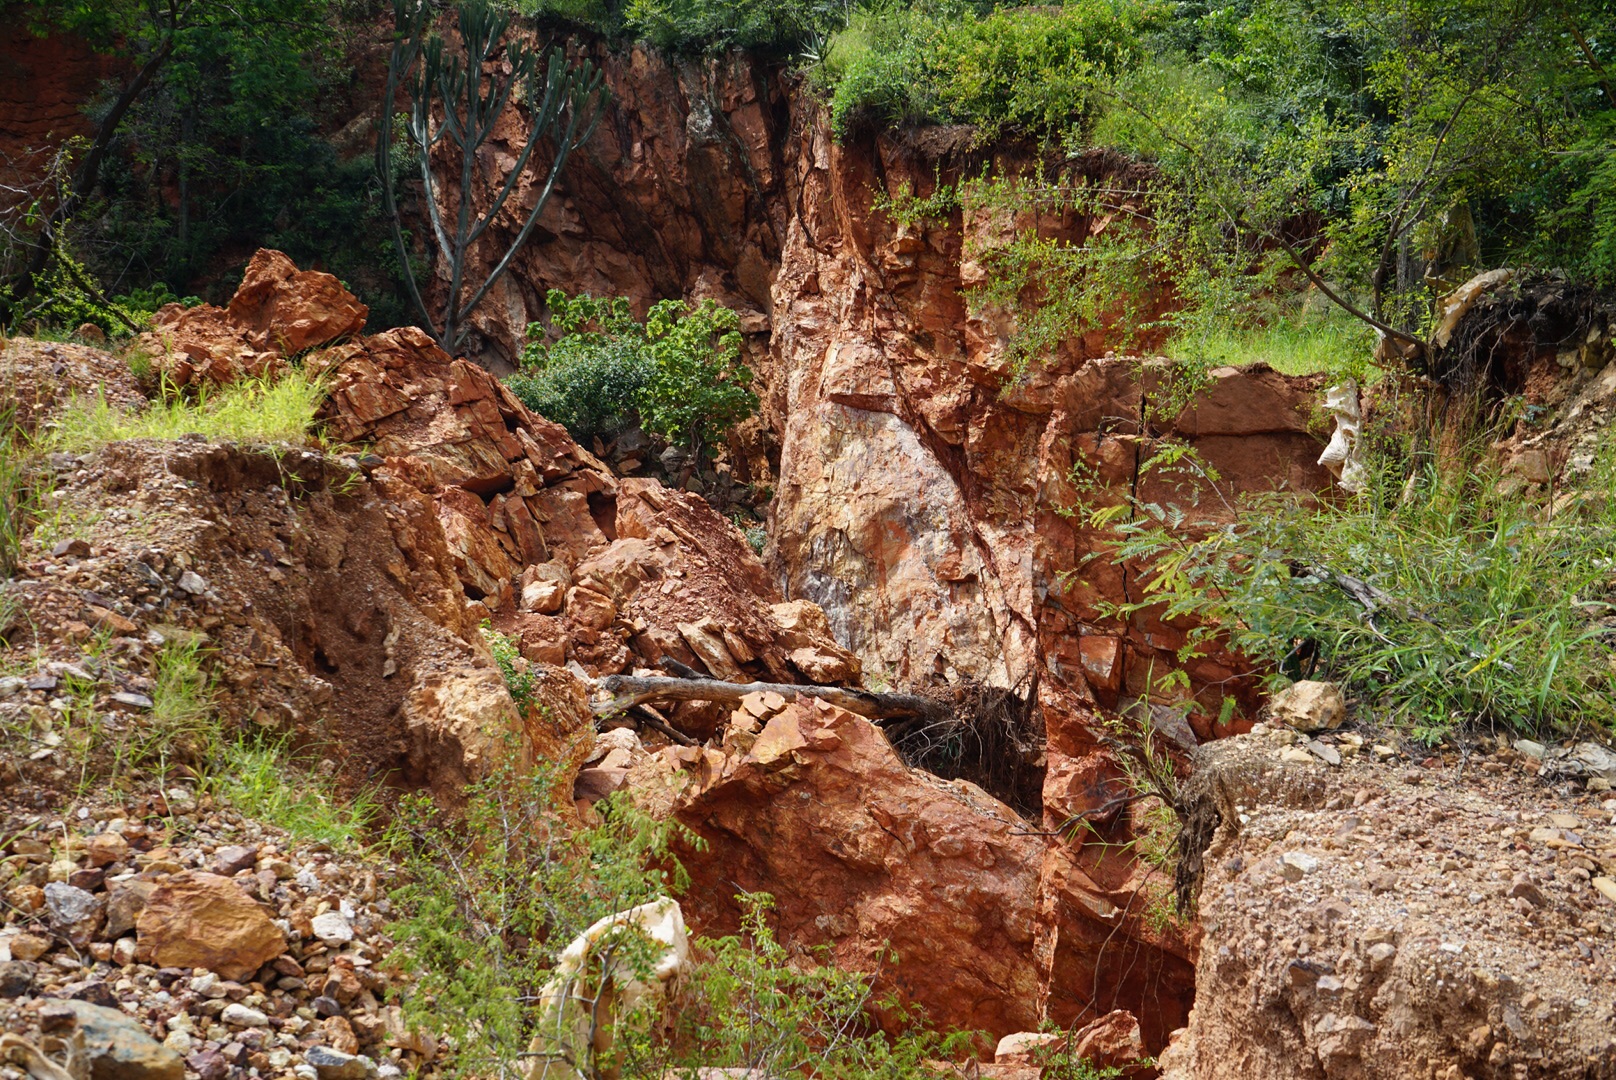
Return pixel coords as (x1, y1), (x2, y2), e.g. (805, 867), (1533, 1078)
(624, 0), (839, 54)
(508, 290), (757, 459)
(507, 294), (651, 441)
(1071, 437), (1616, 741)
(637, 295), (755, 457)
(825, 2), (1157, 144)
(480, 621), (536, 715)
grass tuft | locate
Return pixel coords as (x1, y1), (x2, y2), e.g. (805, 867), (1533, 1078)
(47, 371), (326, 452)
(214, 736), (378, 850)
(1166, 309), (1376, 378)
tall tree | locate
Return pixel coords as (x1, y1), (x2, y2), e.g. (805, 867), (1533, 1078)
(378, 0), (607, 353)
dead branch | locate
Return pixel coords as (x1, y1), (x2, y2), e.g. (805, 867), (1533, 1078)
(590, 674), (943, 724)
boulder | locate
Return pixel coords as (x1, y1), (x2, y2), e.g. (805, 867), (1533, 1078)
(994, 1031), (1059, 1064)
(1069, 1010), (1145, 1070)
(225, 248), (368, 354)
(645, 699), (1194, 1042)
(134, 871), (285, 980)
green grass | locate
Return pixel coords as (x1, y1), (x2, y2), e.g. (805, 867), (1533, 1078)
(47, 370), (326, 452)
(0, 405), (27, 576)
(1165, 310), (1376, 378)
(214, 736), (379, 850)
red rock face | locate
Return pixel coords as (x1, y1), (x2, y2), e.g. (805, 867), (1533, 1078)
(0, 25), (121, 200)
(431, 55), (1331, 787)
(633, 696), (1195, 1046)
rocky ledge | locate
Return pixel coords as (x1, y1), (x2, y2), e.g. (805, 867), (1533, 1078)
(1162, 729), (1616, 1079)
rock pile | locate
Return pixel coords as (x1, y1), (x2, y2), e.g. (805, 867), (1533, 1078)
(1, 798), (425, 1080)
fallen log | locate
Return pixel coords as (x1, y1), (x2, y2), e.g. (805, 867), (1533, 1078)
(590, 673), (943, 724)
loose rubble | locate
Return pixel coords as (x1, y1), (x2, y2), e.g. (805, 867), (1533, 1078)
(1162, 731), (1616, 1078)
(1, 792), (426, 1080)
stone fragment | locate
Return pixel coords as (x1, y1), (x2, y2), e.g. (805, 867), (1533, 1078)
(1593, 877), (1616, 905)
(1280, 851), (1320, 881)
(1068, 1010), (1144, 1070)
(994, 1032), (1059, 1064)
(311, 910), (355, 946)
(521, 578), (565, 614)
(0, 960), (36, 998)
(1514, 739), (1547, 760)
(322, 1016), (360, 1055)
(86, 832), (130, 867)
(212, 845), (259, 876)
(221, 1003), (269, 1028)
(8, 931), (51, 962)
(1269, 681), (1346, 733)
(1508, 874), (1547, 908)
(1306, 739), (1342, 766)
(55, 1000), (186, 1080)
(565, 586), (616, 631)
(187, 1050), (230, 1080)
(104, 879), (155, 938)
(1367, 942), (1397, 970)
(136, 871), (285, 980)
(45, 881), (105, 945)
(305, 1045), (369, 1080)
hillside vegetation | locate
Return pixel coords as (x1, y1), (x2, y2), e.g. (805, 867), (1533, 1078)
(2, 0), (1611, 349)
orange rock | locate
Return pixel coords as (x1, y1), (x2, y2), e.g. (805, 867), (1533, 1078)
(662, 701), (1193, 1043)
(226, 249), (367, 355)
(135, 871), (285, 980)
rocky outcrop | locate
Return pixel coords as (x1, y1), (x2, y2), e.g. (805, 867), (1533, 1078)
(431, 52), (1333, 827)
(140, 250), (369, 386)
(136, 254), (857, 749)
(1160, 732), (1616, 1079)
(628, 695), (1195, 1046)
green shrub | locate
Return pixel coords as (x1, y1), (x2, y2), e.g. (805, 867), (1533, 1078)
(637, 295), (755, 458)
(507, 294), (650, 441)
(508, 290), (757, 460)
(387, 758), (701, 1080)
(479, 621), (536, 715)
(825, 2), (1157, 144)
(516, 0), (628, 35)
(1071, 436), (1616, 741)
(624, 0), (837, 54)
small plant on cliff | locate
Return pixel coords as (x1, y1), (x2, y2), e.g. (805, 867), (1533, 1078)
(378, 0), (607, 353)
(479, 621), (536, 715)
(508, 290), (757, 462)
